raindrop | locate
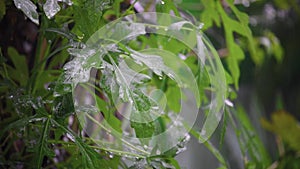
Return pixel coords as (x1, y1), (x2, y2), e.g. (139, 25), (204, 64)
(161, 0), (165, 5)
(135, 157), (142, 161)
(225, 99), (234, 107)
(53, 92), (61, 97)
(108, 152), (114, 158)
(66, 133), (75, 142)
(198, 23), (204, 30)
(164, 28), (168, 31)
(78, 34), (84, 40)
(143, 145), (148, 149)
(158, 76), (163, 80)
(16, 3), (21, 9)
(58, 0), (73, 6)
(63, 85), (71, 92)
(200, 129), (206, 136)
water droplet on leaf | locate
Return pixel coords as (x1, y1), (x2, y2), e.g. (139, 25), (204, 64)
(108, 152), (114, 158)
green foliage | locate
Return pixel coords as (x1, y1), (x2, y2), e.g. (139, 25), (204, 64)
(261, 111), (300, 169)
(229, 106), (271, 168)
(0, 0), (6, 20)
(261, 111), (300, 151)
(72, 0), (111, 41)
(7, 47), (29, 86)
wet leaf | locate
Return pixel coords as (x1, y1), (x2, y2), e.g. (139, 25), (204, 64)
(13, 0), (39, 25)
(43, 0), (61, 19)
(34, 117), (54, 169)
(53, 92), (74, 118)
(232, 106), (271, 168)
(52, 119), (112, 169)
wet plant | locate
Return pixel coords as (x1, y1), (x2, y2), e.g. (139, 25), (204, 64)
(0, 0), (296, 169)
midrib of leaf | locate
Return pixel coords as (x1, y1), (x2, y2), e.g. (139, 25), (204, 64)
(48, 139), (146, 158)
(0, 115), (43, 139)
(189, 128), (227, 167)
(85, 113), (150, 156)
(105, 51), (156, 140)
(226, 106), (271, 168)
(36, 116), (51, 168)
(51, 119), (97, 168)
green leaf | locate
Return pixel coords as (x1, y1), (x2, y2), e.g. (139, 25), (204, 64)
(189, 128), (227, 168)
(72, 0), (111, 41)
(53, 92), (75, 118)
(156, 0), (180, 16)
(52, 119), (112, 169)
(0, 115), (42, 139)
(214, 1), (258, 89)
(34, 70), (61, 93)
(261, 111), (300, 151)
(166, 83), (181, 112)
(131, 121), (155, 139)
(201, 0), (221, 29)
(231, 106), (271, 168)
(35, 117), (53, 169)
(94, 94), (122, 133)
(0, 0), (6, 21)
(7, 47), (29, 86)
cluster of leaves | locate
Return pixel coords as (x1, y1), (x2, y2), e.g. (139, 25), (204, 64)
(0, 0), (295, 169)
(261, 111), (300, 169)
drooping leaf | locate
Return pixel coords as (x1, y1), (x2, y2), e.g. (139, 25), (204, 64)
(200, 0), (221, 29)
(13, 0), (39, 25)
